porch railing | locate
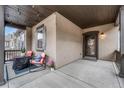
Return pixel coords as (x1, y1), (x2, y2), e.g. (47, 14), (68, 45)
(4, 50), (22, 62)
(115, 50), (121, 69)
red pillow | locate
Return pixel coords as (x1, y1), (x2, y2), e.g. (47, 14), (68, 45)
(26, 51), (33, 57)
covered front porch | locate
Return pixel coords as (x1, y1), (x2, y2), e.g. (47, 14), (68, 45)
(1, 5), (124, 88)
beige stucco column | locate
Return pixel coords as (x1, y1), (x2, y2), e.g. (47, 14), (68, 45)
(120, 7), (124, 55)
(0, 6), (5, 85)
(119, 6), (124, 77)
(25, 27), (32, 51)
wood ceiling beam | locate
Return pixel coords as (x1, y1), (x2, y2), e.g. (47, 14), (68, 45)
(5, 21), (26, 30)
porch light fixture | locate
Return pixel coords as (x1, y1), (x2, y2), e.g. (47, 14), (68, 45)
(100, 32), (106, 39)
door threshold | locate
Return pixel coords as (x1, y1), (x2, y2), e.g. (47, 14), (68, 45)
(83, 56), (97, 61)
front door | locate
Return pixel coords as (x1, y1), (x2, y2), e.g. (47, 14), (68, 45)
(83, 31), (99, 59)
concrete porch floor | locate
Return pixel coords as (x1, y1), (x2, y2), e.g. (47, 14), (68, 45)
(1, 60), (124, 88)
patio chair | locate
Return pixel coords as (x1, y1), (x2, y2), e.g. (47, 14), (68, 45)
(12, 50), (33, 71)
(29, 52), (46, 72)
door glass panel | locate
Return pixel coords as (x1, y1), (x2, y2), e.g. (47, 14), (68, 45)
(86, 36), (96, 56)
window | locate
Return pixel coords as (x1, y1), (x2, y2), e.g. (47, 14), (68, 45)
(36, 24), (46, 51)
(5, 26), (25, 50)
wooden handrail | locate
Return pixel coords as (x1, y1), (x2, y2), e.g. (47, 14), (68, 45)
(114, 50), (121, 62)
(4, 50), (21, 52)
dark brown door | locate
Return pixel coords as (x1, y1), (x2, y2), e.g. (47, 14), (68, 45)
(83, 31), (99, 59)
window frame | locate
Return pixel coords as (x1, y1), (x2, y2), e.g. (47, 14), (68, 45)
(35, 24), (46, 51)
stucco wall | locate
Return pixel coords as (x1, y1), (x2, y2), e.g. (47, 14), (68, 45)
(25, 27), (32, 50)
(55, 12), (82, 68)
(32, 13), (56, 62)
(32, 12), (82, 68)
(82, 23), (119, 61)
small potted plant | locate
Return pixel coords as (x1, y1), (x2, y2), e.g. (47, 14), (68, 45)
(21, 47), (26, 56)
(46, 58), (55, 71)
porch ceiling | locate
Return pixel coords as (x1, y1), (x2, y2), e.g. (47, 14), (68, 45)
(5, 5), (121, 29)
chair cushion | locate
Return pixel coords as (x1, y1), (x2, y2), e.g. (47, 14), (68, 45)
(34, 54), (42, 62)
